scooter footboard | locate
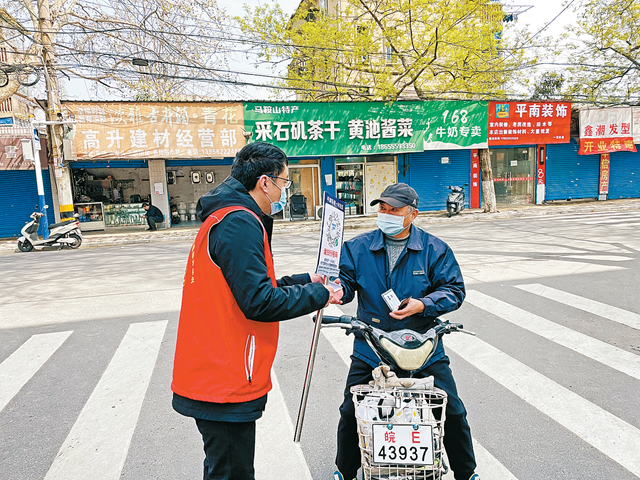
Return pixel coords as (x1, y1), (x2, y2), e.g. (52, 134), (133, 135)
(351, 384), (448, 480)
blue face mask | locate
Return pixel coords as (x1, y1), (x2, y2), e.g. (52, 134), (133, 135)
(377, 212), (411, 236)
(265, 178), (288, 215)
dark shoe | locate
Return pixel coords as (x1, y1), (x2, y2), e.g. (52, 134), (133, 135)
(333, 470), (355, 480)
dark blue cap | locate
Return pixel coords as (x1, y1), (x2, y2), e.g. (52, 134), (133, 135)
(370, 183), (419, 208)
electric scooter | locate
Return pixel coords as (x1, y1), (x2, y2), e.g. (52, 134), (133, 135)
(318, 315), (474, 480)
(446, 184), (468, 217)
(17, 210), (83, 252)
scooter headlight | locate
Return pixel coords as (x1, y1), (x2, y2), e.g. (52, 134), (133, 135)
(379, 337), (435, 372)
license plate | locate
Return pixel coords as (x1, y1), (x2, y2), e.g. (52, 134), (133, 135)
(371, 423), (434, 466)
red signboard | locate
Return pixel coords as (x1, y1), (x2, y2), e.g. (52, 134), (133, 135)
(599, 153), (610, 195)
(488, 101), (571, 145)
(579, 107), (637, 155)
(470, 150), (480, 209)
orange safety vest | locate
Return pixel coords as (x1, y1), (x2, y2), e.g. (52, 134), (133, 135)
(171, 206), (279, 403)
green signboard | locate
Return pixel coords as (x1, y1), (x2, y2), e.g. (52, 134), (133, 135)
(243, 101), (488, 157)
(422, 101), (488, 150)
(244, 102), (424, 157)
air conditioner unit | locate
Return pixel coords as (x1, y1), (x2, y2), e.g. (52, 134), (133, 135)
(315, 205), (323, 219)
(167, 171), (176, 185)
(191, 171), (201, 184)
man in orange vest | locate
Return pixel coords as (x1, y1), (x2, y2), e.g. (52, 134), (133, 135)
(172, 142), (336, 480)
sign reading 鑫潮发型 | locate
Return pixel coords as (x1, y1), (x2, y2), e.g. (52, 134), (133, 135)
(316, 192), (345, 278)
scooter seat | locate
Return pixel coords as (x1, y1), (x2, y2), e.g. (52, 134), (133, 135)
(49, 220), (76, 229)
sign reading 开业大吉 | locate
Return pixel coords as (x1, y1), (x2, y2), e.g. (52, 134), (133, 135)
(243, 101), (489, 156)
(488, 101), (571, 146)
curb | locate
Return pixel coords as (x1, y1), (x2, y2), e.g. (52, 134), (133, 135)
(2, 199), (640, 254)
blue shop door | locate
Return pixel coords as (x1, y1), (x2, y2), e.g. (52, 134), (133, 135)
(546, 141), (599, 201)
(409, 150), (470, 211)
(608, 148), (640, 199)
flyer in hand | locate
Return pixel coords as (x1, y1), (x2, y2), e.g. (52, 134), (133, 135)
(315, 192), (345, 278)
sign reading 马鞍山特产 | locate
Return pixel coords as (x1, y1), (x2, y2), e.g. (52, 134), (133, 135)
(579, 107), (637, 155)
(422, 101), (488, 150)
(63, 102), (245, 160)
(316, 192), (345, 278)
(488, 101), (571, 145)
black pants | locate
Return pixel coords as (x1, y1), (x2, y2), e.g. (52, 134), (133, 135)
(147, 215), (163, 230)
(195, 418), (256, 480)
(336, 356), (476, 480)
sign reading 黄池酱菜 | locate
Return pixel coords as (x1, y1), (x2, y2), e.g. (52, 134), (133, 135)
(63, 102), (245, 160)
(488, 101), (571, 146)
(579, 107), (637, 155)
(422, 101), (488, 150)
(316, 192), (345, 278)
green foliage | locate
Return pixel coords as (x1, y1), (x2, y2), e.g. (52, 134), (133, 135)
(565, 0), (640, 104)
(531, 71), (565, 100)
(238, 0), (534, 101)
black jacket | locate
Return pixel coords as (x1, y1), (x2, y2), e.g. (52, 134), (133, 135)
(196, 176), (329, 322)
(147, 205), (163, 219)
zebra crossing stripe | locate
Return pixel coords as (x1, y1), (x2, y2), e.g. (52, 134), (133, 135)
(0, 331), (73, 413)
(320, 306), (519, 480)
(444, 333), (640, 477)
(515, 284), (640, 331)
(44, 321), (167, 480)
(255, 371), (313, 480)
(466, 290), (640, 381)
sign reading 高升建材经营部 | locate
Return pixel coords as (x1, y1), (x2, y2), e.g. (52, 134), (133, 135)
(316, 192), (345, 278)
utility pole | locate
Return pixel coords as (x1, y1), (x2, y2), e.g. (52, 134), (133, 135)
(37, 0), (75, 222)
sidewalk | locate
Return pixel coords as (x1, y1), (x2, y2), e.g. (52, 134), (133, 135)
(2, 198), (640, 254)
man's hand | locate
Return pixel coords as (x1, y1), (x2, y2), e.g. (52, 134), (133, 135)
(322, 285), (334, 307)
(389, 298), (425, 320)
(309, 273), (324, 283)
(328, 278), (343, 304)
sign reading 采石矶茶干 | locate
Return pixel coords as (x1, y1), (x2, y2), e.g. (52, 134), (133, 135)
(488, 101), (571, 146)
(579, 107), (637, 155)
(62, 102), (245, 160)
(316, 192), (345, 278)
(422, 101), (488, 150)
(244, 102), (424, 156)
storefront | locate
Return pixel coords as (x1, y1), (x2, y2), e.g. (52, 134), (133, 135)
(608, 148), (640, 199)
(63, 101), (245, 229)
(0, 131), (54, 238)
(283, 159), (321, 219)
(489, 147), (536, 205)
(546, 140), (600, 201)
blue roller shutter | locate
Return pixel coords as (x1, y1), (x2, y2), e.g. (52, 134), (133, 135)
(409, 150), (470, 211)
(546, 140), (599, 201)
(0, 169), (55, 238)
(608, 148), (640, 199)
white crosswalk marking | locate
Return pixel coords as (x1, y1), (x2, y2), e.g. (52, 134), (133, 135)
(515, 283), (640, 331)
(43, 321), (167, 480)
(255, 371), (313, 480)
(0, 331), (72, 413)
(465, 290), (640, 381)
(321, 305), (519, 480)
(444, 333), (640, 477)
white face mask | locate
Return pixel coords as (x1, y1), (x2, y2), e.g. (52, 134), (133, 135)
(376, 211), (412, 236)
(263, 177), (287, 215)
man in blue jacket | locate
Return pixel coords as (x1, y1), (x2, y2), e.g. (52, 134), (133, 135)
(333, 183), (479, 480)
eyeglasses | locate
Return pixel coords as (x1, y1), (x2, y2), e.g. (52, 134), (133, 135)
(262, 174), (292, 189)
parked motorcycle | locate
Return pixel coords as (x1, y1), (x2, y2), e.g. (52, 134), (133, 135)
(17, 211), (82, 252)
(318, 314), (474, 480)
(446, 184), (468, 217)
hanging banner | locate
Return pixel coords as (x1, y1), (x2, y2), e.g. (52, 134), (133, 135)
(633, 107), (640, 145)
(244, 101), (424, 156)
(62, 102), (245, 160)
(579, 107), (637, 155)
(488, 101), (571, 145)
(422, 101), (488, 150)
(315, 192), (345, 278)
(599, 153), (610, 197)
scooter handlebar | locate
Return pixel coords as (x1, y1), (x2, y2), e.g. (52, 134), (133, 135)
(313, 314), (356, 325)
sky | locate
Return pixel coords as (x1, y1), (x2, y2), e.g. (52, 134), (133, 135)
(60, 0), (579, 101)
